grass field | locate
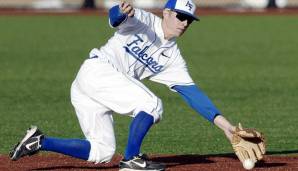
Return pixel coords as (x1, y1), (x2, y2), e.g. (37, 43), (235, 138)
(1, 15), (298, 156)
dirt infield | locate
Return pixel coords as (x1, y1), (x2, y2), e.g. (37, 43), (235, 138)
(1, 154), (298, 171)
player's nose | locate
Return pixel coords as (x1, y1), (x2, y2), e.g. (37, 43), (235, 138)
(181, 20), (188, 27)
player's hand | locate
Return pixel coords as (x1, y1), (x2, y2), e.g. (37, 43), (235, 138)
(231, 123), (266, 163)
(120, 1), (135, 17)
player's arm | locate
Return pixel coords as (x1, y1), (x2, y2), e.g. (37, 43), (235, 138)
(172, 84), (266, 166)
(172, 85), (235, 140)
(172, 85), (221, 122)
(109, 1), (135, 28)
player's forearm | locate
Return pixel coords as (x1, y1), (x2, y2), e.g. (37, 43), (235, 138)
(214, 115), (235, 142)
(172, 85), (221, 122)
(173, 85), (236, 141)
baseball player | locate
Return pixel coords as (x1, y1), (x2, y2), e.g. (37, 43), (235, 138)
(10, 0), (265, 171)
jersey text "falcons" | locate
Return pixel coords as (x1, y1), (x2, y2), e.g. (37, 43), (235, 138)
(124, 34), (163, 73)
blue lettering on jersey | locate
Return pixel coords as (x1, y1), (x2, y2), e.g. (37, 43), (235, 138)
(124, 34), (163, 73)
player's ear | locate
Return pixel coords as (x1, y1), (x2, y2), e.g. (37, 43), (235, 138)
(163, 9), (171, 18)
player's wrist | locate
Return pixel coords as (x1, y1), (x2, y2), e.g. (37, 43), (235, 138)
(224, 126), (236, 142)
(214, 115), (236, 141)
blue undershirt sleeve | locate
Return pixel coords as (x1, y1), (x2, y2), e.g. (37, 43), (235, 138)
(109, 5), (128, 27)
(172, 85), (221, 123)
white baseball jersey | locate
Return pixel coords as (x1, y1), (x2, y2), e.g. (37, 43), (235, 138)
(91, 8), (194, 88)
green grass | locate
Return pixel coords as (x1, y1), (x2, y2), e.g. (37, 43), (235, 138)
(1, 15), (298, 156)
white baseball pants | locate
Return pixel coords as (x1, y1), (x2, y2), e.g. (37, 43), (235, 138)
(70, 55), (163, 163)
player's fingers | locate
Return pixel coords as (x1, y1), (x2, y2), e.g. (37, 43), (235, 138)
(253, 146), (263, 160)
(127, 8), (135, 17)
(120, 1), (125, 9)
(237, 129), (261, 138)
(258, 142), (266, 154)
(122, 5), (132, 14)
(243, 150), (250, 160)
(121, 2), (130, 10)
(236, 151), (245, 163)
(120, 2), (127, 12)
(247, 149), (257, 162)
(238, 150), (250, 162)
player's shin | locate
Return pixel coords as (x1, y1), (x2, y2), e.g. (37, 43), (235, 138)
(41, 137), (91, 160)
(124, 111), (154, 160)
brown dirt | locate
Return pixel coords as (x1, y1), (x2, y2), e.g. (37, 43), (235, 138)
(1, 153), (298, 171)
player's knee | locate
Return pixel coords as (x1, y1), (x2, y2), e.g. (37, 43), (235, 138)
(135, 97), (163, 123)
(99, 147), (115, 163)
(88, 140), (116, 163)
(70, 82), (80, 105)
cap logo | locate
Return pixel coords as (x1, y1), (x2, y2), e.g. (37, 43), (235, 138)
(185, 1), (193, 11)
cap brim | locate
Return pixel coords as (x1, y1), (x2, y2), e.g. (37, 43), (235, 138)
(173, 9), (199, 21)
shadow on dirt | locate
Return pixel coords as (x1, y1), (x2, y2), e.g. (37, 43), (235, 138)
(152, 154), (215, 167)
(267, 150), (298, 155)
(152, 153), (288, 169)
(32, 165), (119, 170)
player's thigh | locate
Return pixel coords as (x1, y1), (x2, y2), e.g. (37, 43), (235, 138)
(71, 81), (115, 146)
(100, 74), (159, 113)
(75, 59), (162, 119)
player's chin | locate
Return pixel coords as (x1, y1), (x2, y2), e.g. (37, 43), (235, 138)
(173, 29), (184, 37)
(176, 30), (186, 37)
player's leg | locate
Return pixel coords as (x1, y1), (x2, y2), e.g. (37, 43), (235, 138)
(10, 77), (115, 163)
(110, 79), (164, 171)
(70, 80), (116, 163)
(119, 110), (166, 171)
(10, 125), (91, 161)
(124, 111), (154, 160)
(40, 58), (116, 163)
(75, 59), (164, 170)
(38, 82), (116, 163)
(41, 137), (91, 160)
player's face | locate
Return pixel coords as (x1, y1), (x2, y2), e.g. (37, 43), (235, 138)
(162, 9), (194, 38)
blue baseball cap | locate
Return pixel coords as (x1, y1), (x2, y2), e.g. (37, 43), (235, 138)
(164, 0), (199, 21)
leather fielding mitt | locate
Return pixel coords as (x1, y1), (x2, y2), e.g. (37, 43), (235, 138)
(231, 123), (266, 163)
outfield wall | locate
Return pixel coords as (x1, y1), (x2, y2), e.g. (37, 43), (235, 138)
(0, 0), (297, 9)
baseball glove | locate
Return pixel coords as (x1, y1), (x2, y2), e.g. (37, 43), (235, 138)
(231, 123), (266, 163)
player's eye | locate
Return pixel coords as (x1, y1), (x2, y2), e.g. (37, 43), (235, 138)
(175, 12), (194, 24)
